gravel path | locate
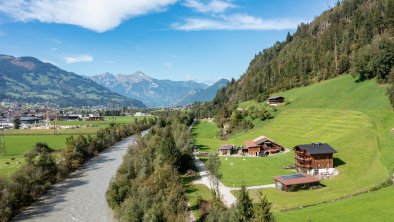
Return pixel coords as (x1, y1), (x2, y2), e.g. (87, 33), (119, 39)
(193, 156), (237, 207)
(13, 133), (145, 222)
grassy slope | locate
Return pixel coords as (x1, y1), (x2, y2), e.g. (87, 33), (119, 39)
(275, 186), (394, 222)
(192, 75), (394, 221)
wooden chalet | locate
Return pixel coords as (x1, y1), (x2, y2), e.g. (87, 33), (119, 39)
(267, 96), (285, 106)
(244, 136), (284, 156)
(273, 173), (321, 192)
(294, 143), (337, 175)
(218, 144), (234, 155)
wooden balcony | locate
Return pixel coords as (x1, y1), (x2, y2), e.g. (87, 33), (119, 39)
(295, 162), (312, 169)
(295, 156), (312, 162)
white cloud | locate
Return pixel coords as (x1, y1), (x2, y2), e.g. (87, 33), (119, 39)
(64, 55), (93, 63)
(164, 62), (174, 69)
(184, 0), (234, 13)
(172, 13), (303, 31)
(51, 39), (63, 44)
(50, 47), (58, 52)
(0, 0), (177, 32)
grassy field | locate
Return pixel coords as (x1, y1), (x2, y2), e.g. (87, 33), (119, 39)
(0, 135), (71, 177)
(0, 115), (156, 177)
(275, 186), (394, 222)
(192, 75), (394, 220)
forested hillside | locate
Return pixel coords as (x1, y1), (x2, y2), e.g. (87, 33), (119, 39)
(212, 0), (394, 110)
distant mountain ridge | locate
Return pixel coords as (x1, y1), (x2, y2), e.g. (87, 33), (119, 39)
(91, 72), (215, 107)
(0, 55), (145, 107)
(176, 78), (229, 106)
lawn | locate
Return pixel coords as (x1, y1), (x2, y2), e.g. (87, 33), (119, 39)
(274, 186), (394, 222)
(182, 174), (212, 220)
(192, 75), (394, 217)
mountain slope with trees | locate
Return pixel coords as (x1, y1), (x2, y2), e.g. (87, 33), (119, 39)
(0, 55), (145, 107)
(212, 0), (394, 113)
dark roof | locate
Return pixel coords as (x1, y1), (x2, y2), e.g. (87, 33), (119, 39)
(273, 173), (320, 185)
(294, 143), (337, 155)
(268, 96), (284, 100)
(219, 144), (234, 150)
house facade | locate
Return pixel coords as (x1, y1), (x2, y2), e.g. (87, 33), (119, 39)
(244, 136), (284, 156)
(267, 96), (285, 106)
(294, 143), (337, 176)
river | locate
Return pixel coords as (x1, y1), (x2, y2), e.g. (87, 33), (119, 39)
(13, 133), (144, 222)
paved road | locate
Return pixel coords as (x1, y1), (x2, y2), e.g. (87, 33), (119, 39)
(193, 156), (237, 207)
(13, 133), (145, 222)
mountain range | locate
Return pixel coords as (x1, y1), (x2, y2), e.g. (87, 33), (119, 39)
(0, 55), (145, 107)
(175, 78), (229, 106)
(91, 72), (228, 107)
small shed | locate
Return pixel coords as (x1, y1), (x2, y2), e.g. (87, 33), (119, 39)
(218, 144), (235, 155)
(273, 173), (320, 192)
(267, 96), (285, 106)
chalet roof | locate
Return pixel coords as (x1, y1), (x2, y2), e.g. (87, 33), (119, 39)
(253, 136), (275, 145)
(268, 96), (284, 100)
(244, 141), (259, 148)
(273, 173), (320, 186)
(294, 143), (337, 155)
(219, 144), (234, 150)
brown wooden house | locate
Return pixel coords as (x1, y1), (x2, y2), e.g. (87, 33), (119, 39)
(294, 143), (337, 175)
(244, 136), (284, 156)
(267, 96), (285, 106)
(218, 144), (234, 155)
(273, 173), (321, 192)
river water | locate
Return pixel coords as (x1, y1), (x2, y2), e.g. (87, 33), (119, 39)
(13, 134), (142, 222)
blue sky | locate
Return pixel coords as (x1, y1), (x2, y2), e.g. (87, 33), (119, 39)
(0, 0), (337, 84)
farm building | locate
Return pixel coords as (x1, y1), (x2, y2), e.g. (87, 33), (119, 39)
(294, 143), (338, 176)
(267, 96), (285, 106)
(218, 144), (235, 155)
(244, 136), (284, 156)
(85, 116), (105, 121)
(273, 173), (321, 192)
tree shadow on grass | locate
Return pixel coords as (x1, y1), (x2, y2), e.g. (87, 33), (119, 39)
(333, 157), (346, 167)
(194, 144), (213, 152)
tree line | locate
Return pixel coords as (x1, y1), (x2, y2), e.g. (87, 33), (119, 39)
(106, 111), (195, 221)
(0, 119), (153, 222)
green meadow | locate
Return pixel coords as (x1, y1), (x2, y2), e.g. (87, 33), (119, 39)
(0, 115), (155, 177)
(192, 75), (394, 220)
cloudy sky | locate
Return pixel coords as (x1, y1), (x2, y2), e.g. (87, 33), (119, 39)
(0, 0), (336, 84)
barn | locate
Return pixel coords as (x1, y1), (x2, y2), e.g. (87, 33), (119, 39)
(273, 173), (321, 192)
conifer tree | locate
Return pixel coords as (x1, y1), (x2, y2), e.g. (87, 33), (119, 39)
(254, 192), (275, 222)
(235, 185), (254, 222)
